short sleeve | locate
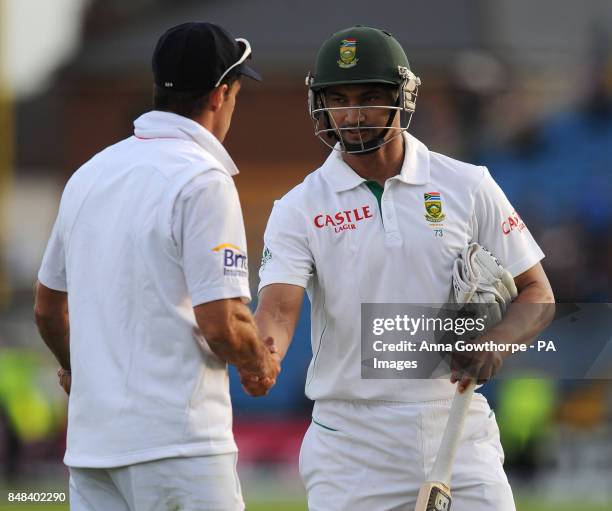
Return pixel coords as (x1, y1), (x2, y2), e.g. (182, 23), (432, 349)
(38, 215), (68, 292)
(258, 199), (314, 292)
(473, 167), (544, 277)
(174, 174), (251, 306)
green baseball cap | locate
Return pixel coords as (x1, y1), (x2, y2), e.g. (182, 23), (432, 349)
(310, 26), (412, 89)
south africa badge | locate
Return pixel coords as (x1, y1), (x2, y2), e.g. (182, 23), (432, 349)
(424, 192), (446, 222)
(338, 38), (358, 68)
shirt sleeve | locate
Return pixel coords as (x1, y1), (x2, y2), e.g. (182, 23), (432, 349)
(258, 199), (314, 293)
(38, 215), (68, 292)
(173, 173), (251, 306)
(473, 167), (545, 277)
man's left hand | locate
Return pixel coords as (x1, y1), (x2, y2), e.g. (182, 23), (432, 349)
(450, 339), (504, 393)
(57, 367), (71, 395)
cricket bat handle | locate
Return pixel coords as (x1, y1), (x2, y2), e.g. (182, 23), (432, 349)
(427, 382), (475, 488)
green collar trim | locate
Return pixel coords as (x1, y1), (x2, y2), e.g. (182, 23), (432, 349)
(364, 180), (384, 214)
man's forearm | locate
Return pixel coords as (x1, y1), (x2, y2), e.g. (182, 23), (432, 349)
(34, 283), (71, 370)
(205, 306), (271, 373)
(223, 318), (270, 373)
(254, 308), (294, 361)
(486, 282), (555, 356)
(36, 315), (70, 370)
(253, 284), (304, 361)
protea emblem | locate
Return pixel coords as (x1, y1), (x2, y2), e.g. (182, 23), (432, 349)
(424, 192), (446, 222)
(338, 38), (358, 68)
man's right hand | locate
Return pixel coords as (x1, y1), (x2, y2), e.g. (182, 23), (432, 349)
(194, 298), (282, 396)
(238, 337), (281, 397)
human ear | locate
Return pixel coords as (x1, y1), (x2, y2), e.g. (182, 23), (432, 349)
(209, 84), (229, 112)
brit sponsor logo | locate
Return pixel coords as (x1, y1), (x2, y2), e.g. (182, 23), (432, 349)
(212, 243), (248, 277)
(313, 205), (373, 233)
(501, 211), (525, 235)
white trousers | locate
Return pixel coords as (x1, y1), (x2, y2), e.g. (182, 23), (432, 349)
(69, 454), (244, 511)
(299, 394), (515, 511)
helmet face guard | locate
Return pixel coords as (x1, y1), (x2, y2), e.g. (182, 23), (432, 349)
(306, 26), (421, 154)
(306, 66), (421, 154)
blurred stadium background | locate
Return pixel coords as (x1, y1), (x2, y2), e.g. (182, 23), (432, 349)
(1, 0), (611, 509)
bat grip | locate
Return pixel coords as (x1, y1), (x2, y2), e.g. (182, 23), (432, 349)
(427, 382), (475, 487)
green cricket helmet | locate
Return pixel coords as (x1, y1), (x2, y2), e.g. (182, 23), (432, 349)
(306, 26), (421, 154)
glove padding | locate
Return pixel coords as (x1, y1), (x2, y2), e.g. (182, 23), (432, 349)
(451, 243), (517, 326)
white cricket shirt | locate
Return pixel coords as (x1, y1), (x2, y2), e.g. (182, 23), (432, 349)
(38, 111), (251, 467)
(259, 132), (544, 403)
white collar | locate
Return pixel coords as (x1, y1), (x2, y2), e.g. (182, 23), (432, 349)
(321, 132), (431, 192)
(133, 111), (239, 176)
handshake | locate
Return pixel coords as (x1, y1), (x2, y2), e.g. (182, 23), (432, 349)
(57, 338), (280, 399)
(237, 336), (281, 397)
